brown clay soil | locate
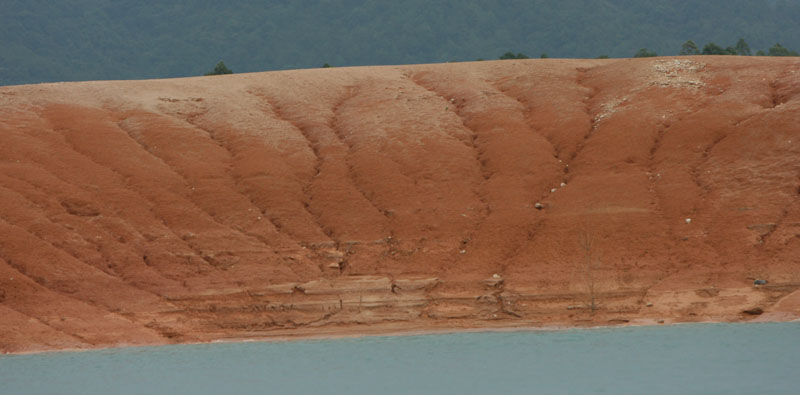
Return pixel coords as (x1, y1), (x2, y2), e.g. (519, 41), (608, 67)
(0, 57), (798, 354)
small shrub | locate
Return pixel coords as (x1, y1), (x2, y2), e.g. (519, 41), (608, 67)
(205, 61), (233, 76)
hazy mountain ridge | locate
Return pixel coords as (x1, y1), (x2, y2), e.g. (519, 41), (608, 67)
(1, 1), (800, 82)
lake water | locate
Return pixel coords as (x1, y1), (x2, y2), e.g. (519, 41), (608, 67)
(1, 322), (798, 394)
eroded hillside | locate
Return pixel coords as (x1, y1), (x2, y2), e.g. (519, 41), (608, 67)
(1, 57), (799, 353)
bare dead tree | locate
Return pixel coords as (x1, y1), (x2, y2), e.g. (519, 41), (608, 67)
(579, 230), (600, 312)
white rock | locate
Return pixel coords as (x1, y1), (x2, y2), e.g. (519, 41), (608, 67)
(560, 182), (567, 187)
(685, 218), (692, 224)
(551, 188), (557, 193)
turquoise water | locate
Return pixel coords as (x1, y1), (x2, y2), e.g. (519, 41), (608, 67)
(1, 322), (798, 394)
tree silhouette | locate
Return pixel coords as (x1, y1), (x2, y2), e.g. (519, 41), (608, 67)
(735, 38), (751, 55)
(701, 43), (730, 55)
(767, 43), (799, 56)
(579, 230), (600, 312)
(205, 61), (233, 76)
(680, 40), (700, 55)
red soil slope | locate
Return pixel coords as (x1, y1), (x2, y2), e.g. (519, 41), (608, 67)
(1, 57), (798, 353)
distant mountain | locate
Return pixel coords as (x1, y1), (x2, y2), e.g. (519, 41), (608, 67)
(2, 0), (799, 85)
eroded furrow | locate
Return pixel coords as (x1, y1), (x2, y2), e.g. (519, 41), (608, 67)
(24, 122), (220, 284)
(115, 115), (298, 255)
(247, 92), (336, 243)
(1, 304), (90, 343)
(244, 85), (388, 245)
(569, 67), (601, 165)
(0, 218), (165, 317)
(0, 166), (196, 290)
(329, 85), (392, 224)
(406, 74), (492, 249)
(0, 182), (123, 278)
(169, 118), (310, 248)
(407, 66), (563, 278)
(488, 80), (560, 160)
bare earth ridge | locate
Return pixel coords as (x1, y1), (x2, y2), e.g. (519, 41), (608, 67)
(0, 57), (798, 353)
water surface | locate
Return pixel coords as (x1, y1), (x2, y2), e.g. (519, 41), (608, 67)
(2, 322), (798, 394)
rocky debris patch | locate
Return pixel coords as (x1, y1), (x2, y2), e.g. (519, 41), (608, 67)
(650, 59), (706, 88)
(484, 274), (504, 288)
(593, 96), (630, 125)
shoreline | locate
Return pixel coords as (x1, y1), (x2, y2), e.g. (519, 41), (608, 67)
(5, 313), (798, 357)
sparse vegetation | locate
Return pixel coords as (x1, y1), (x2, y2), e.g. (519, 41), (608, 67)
(634, 48), (658, 58)
(701, 42), (734, 55)
(499, 52), (529, 60)
(767, 43), (799, 56)
(680, 38), (797, 57)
